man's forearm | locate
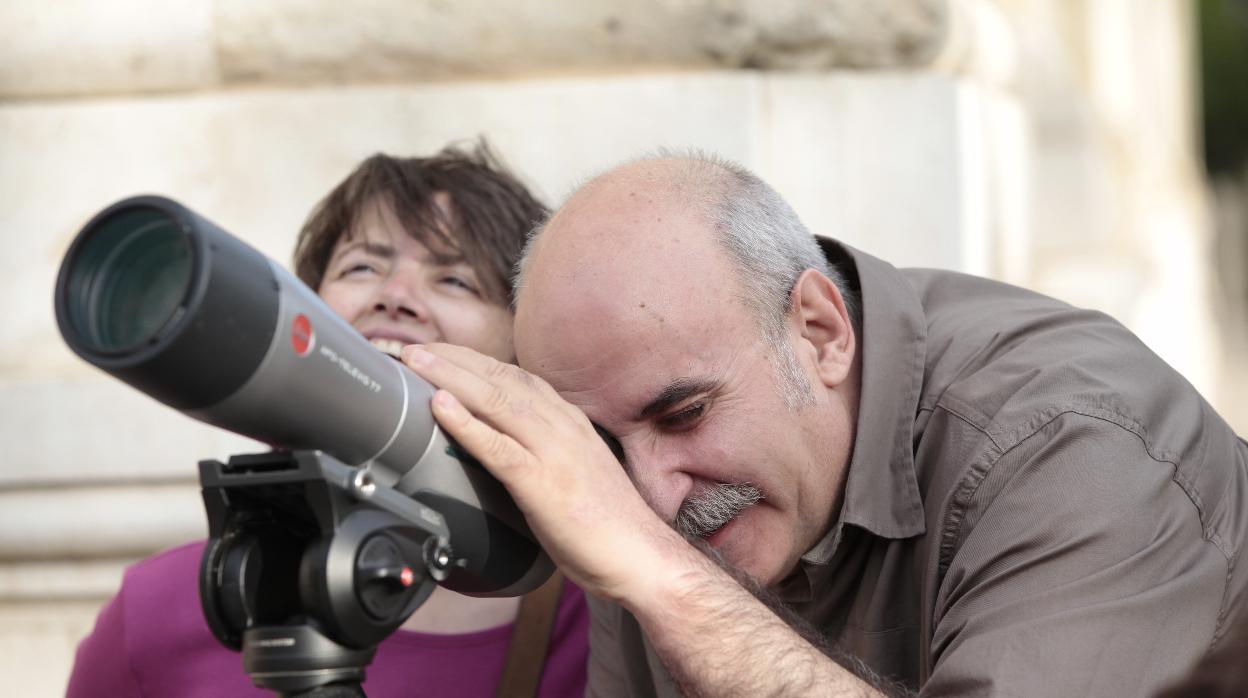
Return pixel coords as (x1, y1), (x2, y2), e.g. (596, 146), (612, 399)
(622, 542), (884, 698)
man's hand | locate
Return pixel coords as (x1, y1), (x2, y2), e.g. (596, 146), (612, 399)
(401, 343), (688, 605)
(403, 343), (886, 697)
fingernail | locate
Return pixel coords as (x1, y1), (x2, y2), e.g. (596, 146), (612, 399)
(402, 345), (431, 367)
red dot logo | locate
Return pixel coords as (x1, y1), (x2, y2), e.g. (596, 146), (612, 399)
(291, 314), (314, 356)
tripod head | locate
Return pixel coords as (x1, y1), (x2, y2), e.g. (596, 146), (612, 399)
(199, 449), (457, 696)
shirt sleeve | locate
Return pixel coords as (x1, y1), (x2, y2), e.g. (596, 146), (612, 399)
(584, 594), (688, 698)
(65, 589), (140, 697)
(922, 412), (1228, 697)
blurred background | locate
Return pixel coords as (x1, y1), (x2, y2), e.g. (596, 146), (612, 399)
(1, 0), (1246, 694)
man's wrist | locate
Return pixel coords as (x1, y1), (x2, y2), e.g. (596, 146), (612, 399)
(612, 525), (719, 622)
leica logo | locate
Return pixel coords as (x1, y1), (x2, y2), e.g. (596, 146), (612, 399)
(291, 314), (314, 356)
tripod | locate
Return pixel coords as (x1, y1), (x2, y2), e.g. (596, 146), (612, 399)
(197, 450), (457, 697)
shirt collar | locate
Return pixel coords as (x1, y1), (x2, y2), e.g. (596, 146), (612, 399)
(799, 237), (927, 569)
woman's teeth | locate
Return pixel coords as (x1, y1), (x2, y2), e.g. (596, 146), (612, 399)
(370, 338), (406, 358)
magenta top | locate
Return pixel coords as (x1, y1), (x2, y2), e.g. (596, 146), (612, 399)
(67, 540), (589, 697)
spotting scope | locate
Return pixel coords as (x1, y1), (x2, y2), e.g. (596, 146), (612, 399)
(53, 195), (553, 695)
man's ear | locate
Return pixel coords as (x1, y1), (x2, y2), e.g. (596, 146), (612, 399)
(789, 269), (855, 389)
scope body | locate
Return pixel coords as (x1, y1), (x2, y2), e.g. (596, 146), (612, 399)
(54, 195), (551, 597)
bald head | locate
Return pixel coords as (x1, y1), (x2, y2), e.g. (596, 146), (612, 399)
(514, 157), (735, 375)
(515, 151), (855, 338)
(514, 155), (729, 301)
(512, 152), (859, 410)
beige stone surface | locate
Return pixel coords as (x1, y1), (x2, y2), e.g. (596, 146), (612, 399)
(0, 600), (109, 697)
(1, 0), (948, 99)
(2, 71), (1009, 383)
(0, 483), (205, 560)
(0, 379), (261, 485)
(929, 0), (1019, 86)
(0, 74), (761, 379)
(1004, 0), (1222, 401)
(762, 73), (1028, 279)
(0, 559), (132, 601)
(214, 0), (947, 81)
(1, 0), (217, 98)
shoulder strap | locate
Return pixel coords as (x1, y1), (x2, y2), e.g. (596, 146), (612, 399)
(495, 570), (566, 698)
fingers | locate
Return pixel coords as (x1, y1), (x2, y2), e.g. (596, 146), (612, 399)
(403, 343), (536, 395)
(429, 389), (531, 483)
(401, 344), (570, 447)
(408, 343), (548, 393)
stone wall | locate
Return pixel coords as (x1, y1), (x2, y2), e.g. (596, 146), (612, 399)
(0, 1), (1226, 694)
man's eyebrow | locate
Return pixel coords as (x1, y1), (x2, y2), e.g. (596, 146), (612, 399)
(638, 377), (719, 420)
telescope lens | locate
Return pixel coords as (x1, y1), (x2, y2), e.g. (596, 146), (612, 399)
(65, 208), (194, 353)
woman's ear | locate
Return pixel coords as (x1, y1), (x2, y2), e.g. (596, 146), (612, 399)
(789, 269), (855, 388)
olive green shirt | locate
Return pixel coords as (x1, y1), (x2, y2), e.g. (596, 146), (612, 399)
(585, 241), (1248, 697)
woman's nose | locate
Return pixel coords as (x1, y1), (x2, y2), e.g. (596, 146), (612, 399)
(373, 271), (429, 320)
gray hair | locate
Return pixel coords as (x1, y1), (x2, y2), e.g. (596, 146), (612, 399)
(675, 482), (764, 538)
(674, 151), (861, 408)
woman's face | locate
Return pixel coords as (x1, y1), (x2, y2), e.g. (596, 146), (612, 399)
(316, 197), (514, 362)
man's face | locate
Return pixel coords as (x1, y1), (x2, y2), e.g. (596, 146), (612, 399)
(317, 197), (514, 362)
(515, 190), (851, 586)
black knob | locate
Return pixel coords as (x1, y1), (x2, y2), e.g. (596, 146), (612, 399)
(354, 534), (422, 620)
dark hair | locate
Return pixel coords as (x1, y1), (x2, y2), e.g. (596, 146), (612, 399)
(293, 139), (547, 306)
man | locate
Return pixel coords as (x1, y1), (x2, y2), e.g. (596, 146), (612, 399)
(68, 143), (589, 697)
(402, 152), (1248, 696)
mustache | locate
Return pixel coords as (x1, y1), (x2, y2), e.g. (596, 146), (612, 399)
(675, 482), (764, 538)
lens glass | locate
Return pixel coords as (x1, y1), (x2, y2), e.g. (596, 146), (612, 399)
(66, 208), (193, 353)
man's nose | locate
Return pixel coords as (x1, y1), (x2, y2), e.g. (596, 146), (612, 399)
(620, 445), (688, 523)
(373, 271), (429, 320)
